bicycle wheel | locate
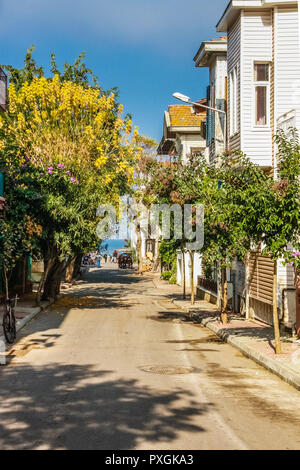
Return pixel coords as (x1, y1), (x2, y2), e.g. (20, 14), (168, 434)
(2, 310), (16, 344)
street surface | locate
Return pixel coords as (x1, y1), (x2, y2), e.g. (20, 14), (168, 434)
(1, 265), (300, 450)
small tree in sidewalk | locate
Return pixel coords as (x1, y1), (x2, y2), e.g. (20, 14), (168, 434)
(258, 129), (300, 351)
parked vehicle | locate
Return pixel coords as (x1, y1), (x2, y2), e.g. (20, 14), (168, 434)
(118, 253), (133, 269)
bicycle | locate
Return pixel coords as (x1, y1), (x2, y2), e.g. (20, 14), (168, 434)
(2, 296), (18, 344)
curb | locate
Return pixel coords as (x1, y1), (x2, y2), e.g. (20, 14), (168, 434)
(171, 298), (300, 392)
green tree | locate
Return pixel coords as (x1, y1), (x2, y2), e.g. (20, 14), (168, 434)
(0, 49), (140, 302)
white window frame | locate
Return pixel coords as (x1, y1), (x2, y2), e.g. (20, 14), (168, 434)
(229, 66), (238, 137)
(253, 62), (270, 129)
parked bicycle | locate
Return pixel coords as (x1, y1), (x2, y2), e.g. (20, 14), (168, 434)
(2, 296), (18, 344)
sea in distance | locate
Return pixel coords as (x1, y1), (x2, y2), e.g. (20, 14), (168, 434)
(99, 239), (127, 255)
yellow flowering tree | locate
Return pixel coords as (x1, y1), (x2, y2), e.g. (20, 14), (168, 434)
(0, 49), (140, 301)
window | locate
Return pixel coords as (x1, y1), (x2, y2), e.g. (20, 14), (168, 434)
(254, 63), (269, 126)
(229, 66), (238, 136)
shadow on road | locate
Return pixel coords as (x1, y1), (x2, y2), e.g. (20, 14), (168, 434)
(73, 267), (151, 299)
(0, 364), (211, 449)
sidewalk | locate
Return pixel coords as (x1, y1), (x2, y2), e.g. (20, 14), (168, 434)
(152, 275), (300, 391)
(0, 281), (74, 349)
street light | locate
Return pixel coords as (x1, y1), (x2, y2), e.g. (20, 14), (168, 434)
(172, 92), (227, 148)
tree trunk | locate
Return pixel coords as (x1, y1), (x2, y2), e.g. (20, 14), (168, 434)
(189, 251), (195, 305)
(43, 260), (65, 300)
(72, 254), (83, 280)
(245, 253), (250, 319)
(65, 256), (76, 283)
(36, 246), (56, 306)
(221, 267), (228, 324)
(182, 249), (186, 300)
(42, 254), (69, 301)
(3, 268), (9, 300)
(22, 257), (27, 294)
(136, 225), (142, 273)
(273, 261), (282, 354)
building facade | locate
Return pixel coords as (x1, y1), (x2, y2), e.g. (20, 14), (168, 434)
(217, 0), (299, 327)
(158, 103), (206, 287)
(194, 36), (228, 164)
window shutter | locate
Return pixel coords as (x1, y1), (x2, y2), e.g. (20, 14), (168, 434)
(216, 98), (226, 135)
(206, 86), (212, 146)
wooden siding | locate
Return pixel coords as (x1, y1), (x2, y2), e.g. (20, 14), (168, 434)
(271, 8), (275, 168)
(275, 7), (300, 128)
(241, 10), (273, 166)
(278, 258), (295, 289)
(228, 14), (241, 151)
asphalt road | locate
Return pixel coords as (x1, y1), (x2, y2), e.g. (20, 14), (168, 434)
(1, 265), (300, 450)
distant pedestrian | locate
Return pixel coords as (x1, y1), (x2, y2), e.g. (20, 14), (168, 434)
(112, 250), (118, 263)
(96, 251), (101, 268)
(82, 253), (90, 266)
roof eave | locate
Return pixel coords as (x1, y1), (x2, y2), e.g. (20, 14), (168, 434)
(157, 137), (176, 155)
(217, 1), (242, 32)
(194, 42), (227, 67)
(170, 126), (203, 133)
(217, 0), (297, 31)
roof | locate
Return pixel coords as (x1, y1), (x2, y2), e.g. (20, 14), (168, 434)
(194, 36), (227, 67)
(168, 104), (205, 127)
(157, 102), (206, 155)
(209, 36), (228, 42)
(216, 0), (297, 32)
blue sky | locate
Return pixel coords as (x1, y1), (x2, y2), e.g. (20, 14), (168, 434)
(0, 0), (228, 142)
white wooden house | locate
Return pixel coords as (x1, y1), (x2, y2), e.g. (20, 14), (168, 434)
(192, 37), (228, 306)
(194, 36), (228, 164)
(158, 104), (207, 287)
(157, 104), (207, 164)
(217, 0), (299, 328)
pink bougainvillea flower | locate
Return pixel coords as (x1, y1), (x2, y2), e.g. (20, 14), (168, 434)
(57, 164), (64, 169)
(65, 170), (71, 176)
(70, 177), (76, 183)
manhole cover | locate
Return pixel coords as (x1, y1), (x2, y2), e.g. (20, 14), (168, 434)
(140, 365), (194, 375)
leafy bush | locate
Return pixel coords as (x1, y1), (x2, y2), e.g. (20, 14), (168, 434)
(161, 270), (172, 281)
